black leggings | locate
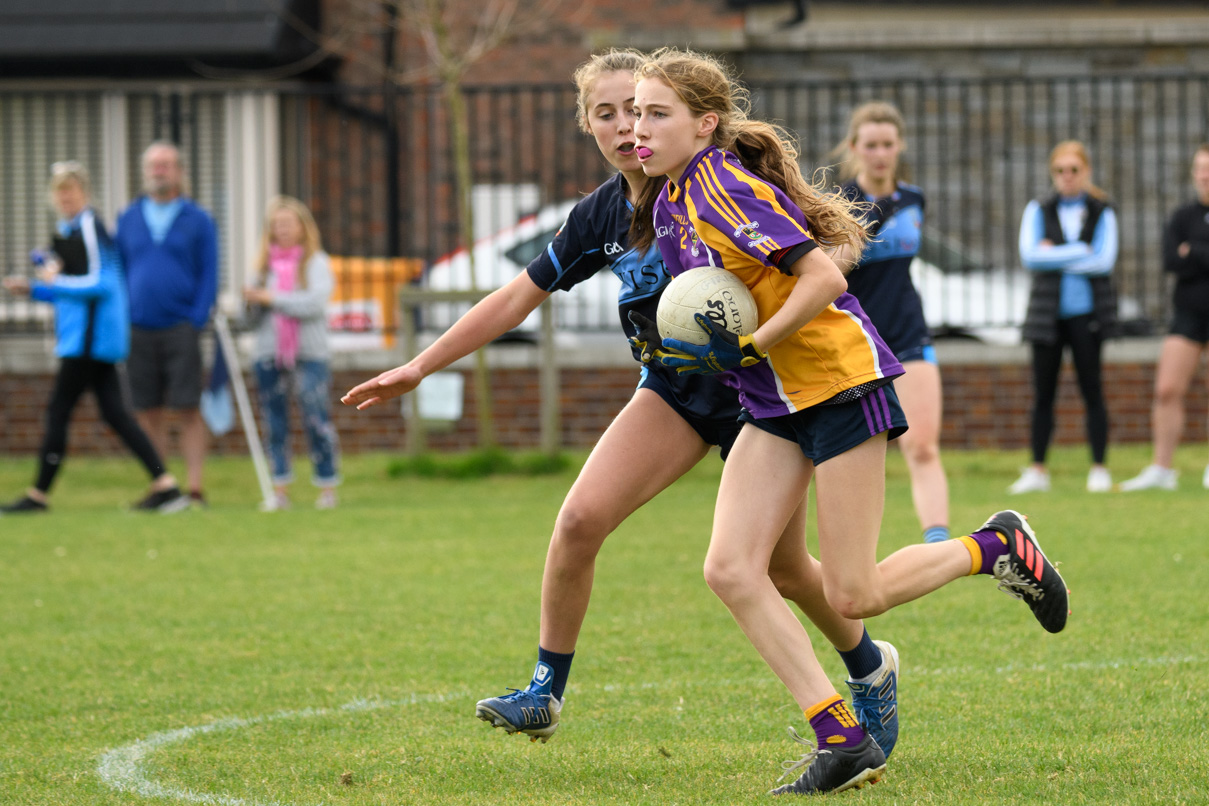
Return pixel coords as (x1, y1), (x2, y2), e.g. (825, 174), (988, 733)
(1029, 314), (1109, 465)
(35, 358), (166, 492)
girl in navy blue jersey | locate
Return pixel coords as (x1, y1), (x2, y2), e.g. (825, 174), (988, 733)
(830, 102), (950, 544)
(342, 49), (900, 754)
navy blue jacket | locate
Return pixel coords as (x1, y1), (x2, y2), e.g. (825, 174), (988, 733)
(115, 197), (218, 330)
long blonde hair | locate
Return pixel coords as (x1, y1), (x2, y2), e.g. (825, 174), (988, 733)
(828, 101), (907, 182)
(256, 195), (323, 290)
(1048, 140), (1108, 201)
(572, 48), (647, 134)
(629, 48), (867, 259)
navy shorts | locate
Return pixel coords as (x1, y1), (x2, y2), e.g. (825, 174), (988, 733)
(639, 364), (743, 459)
(1170, 308), (1209, 345)
(739, 383), (909, 464)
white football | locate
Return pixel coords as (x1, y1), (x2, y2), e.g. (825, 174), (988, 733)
(656, 267), (758, 346)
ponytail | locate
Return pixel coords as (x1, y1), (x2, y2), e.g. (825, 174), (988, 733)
(730, 121), (869, 256)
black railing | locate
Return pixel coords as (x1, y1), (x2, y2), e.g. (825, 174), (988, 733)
(3, 74), (1207, 341)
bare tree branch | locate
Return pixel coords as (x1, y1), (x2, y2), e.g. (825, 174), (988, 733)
(248, 0), (578, 448)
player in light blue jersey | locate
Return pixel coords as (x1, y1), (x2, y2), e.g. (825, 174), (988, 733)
(342, 50), (899, 754)
(831, 102), (950, 545)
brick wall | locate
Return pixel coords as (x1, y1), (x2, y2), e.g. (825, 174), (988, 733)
(2, 356), (1206, 459)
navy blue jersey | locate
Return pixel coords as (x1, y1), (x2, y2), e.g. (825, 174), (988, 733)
(526, 172), (740, 431)
(839, 180), (931, 356)
(527, 173), (665, 355)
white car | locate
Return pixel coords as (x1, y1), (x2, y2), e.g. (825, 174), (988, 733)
(910, 227), (1142, 345)
(912, 258), (1030, 345)
(423, 216), (1135, 347)
(422, 200), (622, 339)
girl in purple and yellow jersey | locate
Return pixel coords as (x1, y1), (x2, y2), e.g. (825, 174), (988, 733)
(630, 48), (1070, 797)
(649, 146), (902, 416)
(342, 50), (898, 754)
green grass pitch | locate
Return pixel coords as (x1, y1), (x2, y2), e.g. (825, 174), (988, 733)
(1, 444), (1207, 805)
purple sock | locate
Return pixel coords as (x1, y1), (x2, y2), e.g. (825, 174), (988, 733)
(808, 696), (865, 748)
(968, 528), (1009, 575)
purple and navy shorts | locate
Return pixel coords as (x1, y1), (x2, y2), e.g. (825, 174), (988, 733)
(738, 382), (908, 464)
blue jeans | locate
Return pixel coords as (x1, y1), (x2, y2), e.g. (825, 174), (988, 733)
(253, 359), (341, 487)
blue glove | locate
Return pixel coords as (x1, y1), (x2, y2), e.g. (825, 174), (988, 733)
(658, 313), (767, 375)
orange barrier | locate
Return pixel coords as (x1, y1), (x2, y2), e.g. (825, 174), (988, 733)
(327, 256), (424, 349)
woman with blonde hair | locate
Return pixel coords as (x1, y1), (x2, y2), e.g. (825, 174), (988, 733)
(1009, 141), (1118, 494)
(244, 195), (340, 509)
(632, 47), (1068, 795)
(830, 101), (950, 544)
(1, 162), (186, 513)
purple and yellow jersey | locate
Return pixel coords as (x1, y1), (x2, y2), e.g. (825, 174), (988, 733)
(653, 146), (902, 417)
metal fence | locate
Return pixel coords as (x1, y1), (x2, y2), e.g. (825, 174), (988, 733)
(3, 73), (1208, 343)
(757, 74), (1209, 338)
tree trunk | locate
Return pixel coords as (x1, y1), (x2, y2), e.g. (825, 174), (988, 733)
(443, 77), (496, 449)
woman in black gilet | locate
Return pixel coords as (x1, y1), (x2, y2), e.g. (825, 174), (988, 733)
(1010, 141), (1119, 495)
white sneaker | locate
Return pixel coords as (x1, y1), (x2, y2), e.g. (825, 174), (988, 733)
(1086, 466), (1112, 493)
(1118, 464), (1177, 492)
(259, 490), (291, 512)
(1202, 464), (1209, 491)
(1008, 467), (1050, 494)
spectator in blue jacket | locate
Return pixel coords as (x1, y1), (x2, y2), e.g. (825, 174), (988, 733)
(0, 162), (186, 514)
(1009, 141), (1119, 495)
(115, 142), (218, 508)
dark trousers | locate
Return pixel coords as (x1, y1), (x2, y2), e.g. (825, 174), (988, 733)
(1029, 314), (1109, 465)
(35, 358), (166, 492)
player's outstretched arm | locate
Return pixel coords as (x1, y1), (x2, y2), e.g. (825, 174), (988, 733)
(341, 271), (551, 411)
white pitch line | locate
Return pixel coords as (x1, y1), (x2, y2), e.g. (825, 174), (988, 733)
(96, 654), (1201, 805)
(96, 692), (466, 806)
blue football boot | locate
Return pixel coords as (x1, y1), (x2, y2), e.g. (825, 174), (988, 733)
(845, 640), (899, 758)
(475, 661), (562, 743)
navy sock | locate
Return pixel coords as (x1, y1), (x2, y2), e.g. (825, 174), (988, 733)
(836, 628), (882, 681)
(535, 647), (574, 701)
